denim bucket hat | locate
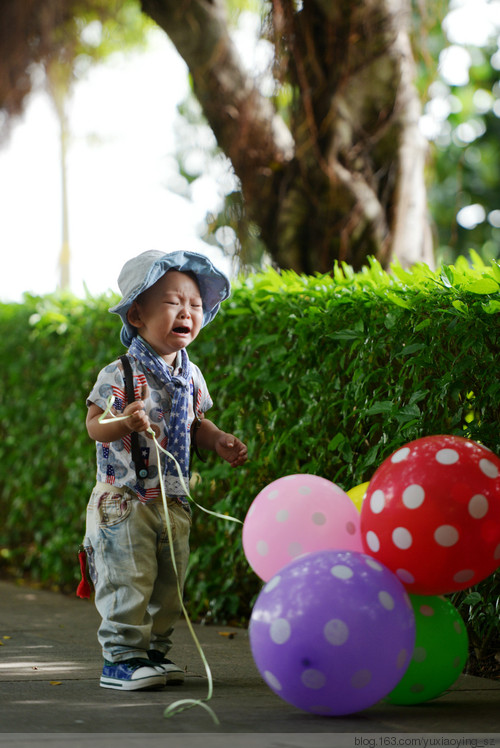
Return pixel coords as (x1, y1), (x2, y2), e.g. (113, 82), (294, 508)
(109, 249), (231, 346)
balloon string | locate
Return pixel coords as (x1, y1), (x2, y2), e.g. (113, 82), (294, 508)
(98, 394), (242, 724)
(149, 434), (219, 724)
(99, 396), (242, 525)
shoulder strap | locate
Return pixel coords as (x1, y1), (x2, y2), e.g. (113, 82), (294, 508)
(120, 353), (134, 402)
(190, 373), (206, 466)
(120, 354), (148, 480)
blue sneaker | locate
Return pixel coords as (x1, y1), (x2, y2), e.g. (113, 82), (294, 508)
(148, 650), (185, 685)
(100, 658), (166, 691)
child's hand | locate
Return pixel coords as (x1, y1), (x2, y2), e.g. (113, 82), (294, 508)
(123, 400), (151, 434)
(215, 433), (248, 468)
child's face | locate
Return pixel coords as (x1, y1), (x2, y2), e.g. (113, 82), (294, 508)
(127, 270), (204, 361)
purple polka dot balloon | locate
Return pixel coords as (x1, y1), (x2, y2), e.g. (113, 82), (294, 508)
(249, 549), (416, 716)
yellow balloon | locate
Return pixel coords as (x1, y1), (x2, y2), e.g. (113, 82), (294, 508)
(346, 481), (370, 512)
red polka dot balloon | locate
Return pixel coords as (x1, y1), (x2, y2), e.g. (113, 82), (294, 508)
(360, 435), (500, 595)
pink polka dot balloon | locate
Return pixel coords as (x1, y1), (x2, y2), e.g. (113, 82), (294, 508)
(243, 474), (363, 581)
(361, 435), (500, 595)
(249, 549), (416, 716)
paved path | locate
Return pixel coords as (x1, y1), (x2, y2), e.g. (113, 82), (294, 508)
(0, 581), (499, 747)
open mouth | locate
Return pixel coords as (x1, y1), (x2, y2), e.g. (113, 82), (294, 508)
(173, 326), (190, 335)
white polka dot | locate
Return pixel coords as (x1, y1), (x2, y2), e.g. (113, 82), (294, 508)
(331, 565), (353, 580)
(275, 509), (289, 522)
(302, 669), (326, 689)
(267, 489), (280, 500)
(469, 494), (489, 519)
(392, 527), (413, 549)
(420, 605), (434, 617)
(379, 591), (395, 610)
(288, 541), (303, 558)
(256, 540), (269, 556)
(397, 649), (408, 669)
(264, 670), (282, 691)
(392, 447), (410, 463)
(413, 646), (427, 663)
(324, 619), (349, 646)
(494, 544), (500, 560)
(396, 568), (415, 584)
(402, 484), (425, 509)
(298, 485), (312, 495)
(480, 459), (499, 479)
(350, 669), (372, 689)
(436, 448), (459, 465)
(312, 512), (326, 525)
(365, 558), (383, 572)
(434, 525), (459, 547)
(366, 531), (380, 553)
(270, 618), (291, 644)
(453, 569), (475, 584)
(264, 575), (281, 593)
(370, 490), (385, 514)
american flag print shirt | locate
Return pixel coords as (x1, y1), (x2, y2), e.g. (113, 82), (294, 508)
(87, 353), (212, 505)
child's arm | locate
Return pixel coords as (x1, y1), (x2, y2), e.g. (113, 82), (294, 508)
(86, 400), (151, 443)
(194, 418), (248, 468)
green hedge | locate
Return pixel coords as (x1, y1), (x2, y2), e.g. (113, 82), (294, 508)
(187, 255), (500, 635)
(1, 255), (499, 656)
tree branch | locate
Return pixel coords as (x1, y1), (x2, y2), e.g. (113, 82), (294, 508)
(140, 0), (294, 209)
(142, 0), (432, 272)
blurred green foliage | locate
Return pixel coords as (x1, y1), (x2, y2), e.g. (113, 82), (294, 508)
(0, 258), (499, 663)
(428, 43), (500, 266)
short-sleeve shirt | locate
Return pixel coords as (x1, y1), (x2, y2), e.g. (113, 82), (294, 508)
(87, 352), (212, 504)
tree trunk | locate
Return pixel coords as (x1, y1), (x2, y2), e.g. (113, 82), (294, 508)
(46, 62), (72, 291)
(141, 0), (433, 273)
(55, 89), (71, 291)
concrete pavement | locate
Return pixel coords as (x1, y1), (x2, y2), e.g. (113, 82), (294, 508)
(0, 580), (499, 747)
